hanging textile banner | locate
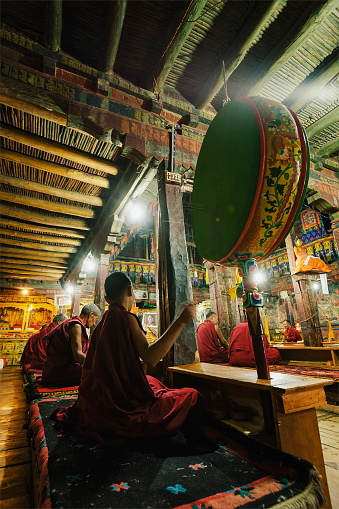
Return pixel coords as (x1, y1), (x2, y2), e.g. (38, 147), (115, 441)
(300, 208), (327, 243)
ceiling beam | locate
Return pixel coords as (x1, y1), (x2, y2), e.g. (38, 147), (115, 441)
(306, 106), (339, 140)
(194, 0), (286, 110)
(43, 0), (62, 52)
(1, 148), (110, 189)
(0, 174), (103, 207)
(0, 203), (89, 230)
(0, 191), (95, 218)
(0, 218), (85, 239)
(105, 0), (127, 74)
(0, 238), (77, 253)
(0, 93), (67, 126)
(242, 0), (338, 97)
(1, 124), (119, 175)
(154, 0), (209, 91)
(0, 228), (81, 246)
(316, 137), (339, 158)
(0, 263), (65, 275)
(0, 246), (70, 262)
(0, 256), (68, 270)
(0, 269), (63, 279)
(284, 56), (339, 112)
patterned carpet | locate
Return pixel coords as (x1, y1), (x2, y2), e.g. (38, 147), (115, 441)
(268, 364), (339, 381)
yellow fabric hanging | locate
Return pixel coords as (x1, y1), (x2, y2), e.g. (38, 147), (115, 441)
(235, 267), (242, 284)
(205, 267), (209, 285)
(264, 312), (271, 343)
(327, 319), (335, 340)
(226, 286), (238, 300)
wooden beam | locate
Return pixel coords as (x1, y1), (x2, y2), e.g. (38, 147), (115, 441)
(194, 0), (286, 110)
(1, 148), (110, 189)
(0, 246), (70, 261)
(105, 0), (127, 74)
(0, 191), (95, 218)
(0, 263), (65, 275)
(0, 218), (85, 239)
(44, 0), (62, 52)
(0, 94), (67, 125)
(154, 0), (208, 91)
(306, 106), (339, 140)
(0, 174), (103, 207)
(0, 228), (81, 246)
(0, 269), (62, 279)
(284, 56), (339, 112)
(0, 257), (68, 270)
(0, 203), (89, 230)
(0, 238), (77, 253)
(1, 125), (119, 175)
(316, 137), (339, 158)
(244, 0), (339, 97)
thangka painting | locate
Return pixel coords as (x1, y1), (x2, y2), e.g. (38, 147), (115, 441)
(0, 307), (25, 330)
(300, 207), (327, 243)
(316, 281), (339, 324)
(27, 307), (53, 331)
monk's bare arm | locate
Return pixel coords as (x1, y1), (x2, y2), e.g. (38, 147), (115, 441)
(215, 324), (228, 347)
(128, 304), (195, 368)
(69, 323), (86, 364)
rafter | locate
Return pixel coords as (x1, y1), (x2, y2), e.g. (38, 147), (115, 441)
(0, 191), (95, 218)
(0, 246), (70, 261)
(306, 106), (339, 140)
(0, 256), (68, 270)
(0, 238), (77, 253)
(0, 174), (103, 207)
(0, 93), (67, 125)
(0, 228), (81, 246)
(0, 268), (63, 279)
(195, 0), (287, 109)
(0, 218), (85, 239)
(1, 125), (119, 175)
(105, 0), (127, 74)
(0, 203), (89, 230)
(316, 137), (339, 159)
(0, 263), (65, 275)
(1, 148), (110, 189)
(43, 0), (62, 51)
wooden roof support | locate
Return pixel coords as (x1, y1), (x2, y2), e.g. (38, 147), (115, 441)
(0, 174), (103, 207)
(154, 0), (208, 91)
(105, 0), (127, 74)
(0, 204), (89, 230)
(0, 228), (81, 246)
(316, 137), (339, 159)
(0, 256), (68, 270)
(0, 218), (85, 239)
(1, 149), (110, 189)
(0, 94), (67, 126)
(243, 0), (339, 97)
(0, 263), (65, 276)
(284, 57), (339, 113)
(0, 238), (77, 253)
(306, 106), (339, 140)
(0, 246), (70, 262)
(44, 0), (62, 52)
(1, 125), (119, 175)
(0, 269), (63, 279)
(194, 0), (286, 110)
(0, 191), (95, 218)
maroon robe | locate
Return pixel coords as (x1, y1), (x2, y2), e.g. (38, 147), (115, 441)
(20, 323), (52, 372)
(41, 317), (89, 387)
(30, 323), (55, 370)
(229, 321), (281, 367)
(51, 303), (202, 445)
(285, 326), (302, 342)
(197, 320), (229, 364)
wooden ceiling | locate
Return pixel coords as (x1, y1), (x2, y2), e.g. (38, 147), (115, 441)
(0, 0), (338, 291)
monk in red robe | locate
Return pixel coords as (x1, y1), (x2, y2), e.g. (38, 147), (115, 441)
(197, 311), (229, 364)
(51, 272), (202, 444)
(283, 319), (302, 342)
(229, 320), (281, 367)
(20, 314), (68, 373)
(41, 304), (101, 387)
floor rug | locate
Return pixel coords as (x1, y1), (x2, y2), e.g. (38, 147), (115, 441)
(267, 364), (339, 381)
(24, 371), (78, 402)
(29, 397), (325, 509)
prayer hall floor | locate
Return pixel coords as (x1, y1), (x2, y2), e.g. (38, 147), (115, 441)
(0, 366), (338, 508)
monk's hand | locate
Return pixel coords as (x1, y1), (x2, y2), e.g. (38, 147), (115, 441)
(177, 303), (195, 325)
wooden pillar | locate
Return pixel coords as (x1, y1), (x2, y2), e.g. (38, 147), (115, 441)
(206, 263), (237, 339)
(70, 288), (81, 317)
(157, 165), (197, 371)
(94, 254), (109, 315)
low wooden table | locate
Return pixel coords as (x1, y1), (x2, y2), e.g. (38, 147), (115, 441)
(274, 344), (339, 366)
(168, 362), (334, 508)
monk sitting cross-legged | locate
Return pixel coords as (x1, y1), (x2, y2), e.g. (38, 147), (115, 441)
(51, 272), (202, 445)
(283, 319), (302, 342)
(41, 304), (101, 387)
(197, 311), (229, 364)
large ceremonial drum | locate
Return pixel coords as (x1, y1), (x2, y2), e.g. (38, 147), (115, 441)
(192, 97), (309, 266)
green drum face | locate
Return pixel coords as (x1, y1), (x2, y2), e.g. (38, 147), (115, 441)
(192, 97), (308, 266)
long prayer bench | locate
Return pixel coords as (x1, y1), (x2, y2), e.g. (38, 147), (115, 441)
(274, 345), (339, 366)
(168, 362), (334, 508)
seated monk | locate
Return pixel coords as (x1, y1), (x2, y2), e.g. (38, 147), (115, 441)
(51, 272), (202, 445)
(20, 314), (68, 373)
(197, 311), (229, 364)
(229, 320), (281, 367)
(294, 243), (330, 274)
(283, 319), (302, 342)
(41, 304), (101, 387)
